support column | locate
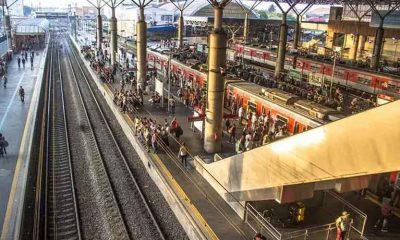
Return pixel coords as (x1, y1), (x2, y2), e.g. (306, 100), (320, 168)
(110, 7), (118, 66)
(357, 35), (367, 60)
(178, 13), (184, 48)
(243, 12), (249, 43)
(293, 16), (301, 68)
(275, 13), (288, 77)
(136, 7), (147, 91)
(371, 22), (384, 70)
(96, 8), (103, 50)
(5, 15), (11, 49)
(204, 7), (226, 153)
(350, 34), (360, 61)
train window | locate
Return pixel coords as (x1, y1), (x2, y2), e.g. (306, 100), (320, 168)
(248, 101), (257, 113)
(357, 76), (371, 85)
(311, 65), (320, 72)
(334, 70), (344, 79)
(276, 115), (288, 128)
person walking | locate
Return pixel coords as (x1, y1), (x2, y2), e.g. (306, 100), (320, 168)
(335, 211), (353, 240)
(178, 142), (188, 168)
(17, 56), (21, 69)
(0, 133), (8, 157)
(22, 57), (26, 69)
(2, 75), (7, 88)
(19, 86), (25, 102)
(30, 56), (34, 69)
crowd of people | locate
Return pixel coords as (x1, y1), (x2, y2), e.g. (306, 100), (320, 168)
(230, 64), (376, 114)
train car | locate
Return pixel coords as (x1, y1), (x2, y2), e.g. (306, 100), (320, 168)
(226, 82), (341, 134)
(148, 49), (342, 134)
(234, 44), (400, 99)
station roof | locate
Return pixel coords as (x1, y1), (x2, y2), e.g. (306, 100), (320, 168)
(160, 0), (259, 19)
(15, 18), (50, 35)
(202, 101), (400, 203)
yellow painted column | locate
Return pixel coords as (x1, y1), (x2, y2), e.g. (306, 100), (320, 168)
(110, 7), (118, 65)
(96, 8), (103, 50)
(204, 7), (226, 153)
(136, 8), (147, 91)
(178, 14), (184, 48)
(275, 13), (288, 77)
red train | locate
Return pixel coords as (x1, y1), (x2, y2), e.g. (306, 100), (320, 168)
(147, 50), (342, 134)
(234, 44), (400, 99)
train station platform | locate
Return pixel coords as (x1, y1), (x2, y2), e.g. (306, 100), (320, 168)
(71, 35), (255, 239)
(0, 46), (48, 237)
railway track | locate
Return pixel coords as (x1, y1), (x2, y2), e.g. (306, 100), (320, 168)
(45, 39), (81, 240)
(63, 35), (166, 239)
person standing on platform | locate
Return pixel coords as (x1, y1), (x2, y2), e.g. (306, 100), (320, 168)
(2, 75), (7, 88)
(178, 142), (188, 168)
(22, 57), (26, 69)
(24, 51), (27, 60)
(19, 86), (25, 102)
(335, 211), (353, 240)
(0, 133), (8, 157)
(375, 200), (394, 232)
(17, 56), (21, 69)
(30, 56), (34, 69)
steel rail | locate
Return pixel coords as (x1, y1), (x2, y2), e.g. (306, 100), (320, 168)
(66, 36), (166, 240)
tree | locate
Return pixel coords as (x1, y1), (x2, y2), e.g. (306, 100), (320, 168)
(257, 10), (269, 19)
(267, 4), (276, 13)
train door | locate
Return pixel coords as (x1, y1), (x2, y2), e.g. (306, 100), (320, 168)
(293, 121), (300, 134)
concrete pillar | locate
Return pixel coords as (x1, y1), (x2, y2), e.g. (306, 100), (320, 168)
(275, 13), (288, 77)
(214, 7), (223, 30)
(96, 8), (103, 50)
(357, 35), (367, 60)
(350, 34), (360, 61)
(243, 12), (249, 43)
(5, 15), (11, 49)
(136, 7), (147, 91)
(110, 7), (118, 66)
(371, 24), (384, 70)
(178, 13), (184, 48)
(293, 16), (301, 68)
(204, 6), (226, 153)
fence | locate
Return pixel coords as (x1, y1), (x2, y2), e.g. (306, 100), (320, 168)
(244, 190), (368, 240)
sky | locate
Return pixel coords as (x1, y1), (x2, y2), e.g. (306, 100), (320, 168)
(24, 0), (93, 8)
(23, 0), (332, 10)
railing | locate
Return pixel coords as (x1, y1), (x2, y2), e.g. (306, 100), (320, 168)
(281, 223), (336, 240)
(245, 203), (281, 240)
(325, 190), (367, 237)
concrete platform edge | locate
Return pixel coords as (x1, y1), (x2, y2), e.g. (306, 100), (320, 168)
(69, 35), (208, 240)
(1, 38), (49, 240)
